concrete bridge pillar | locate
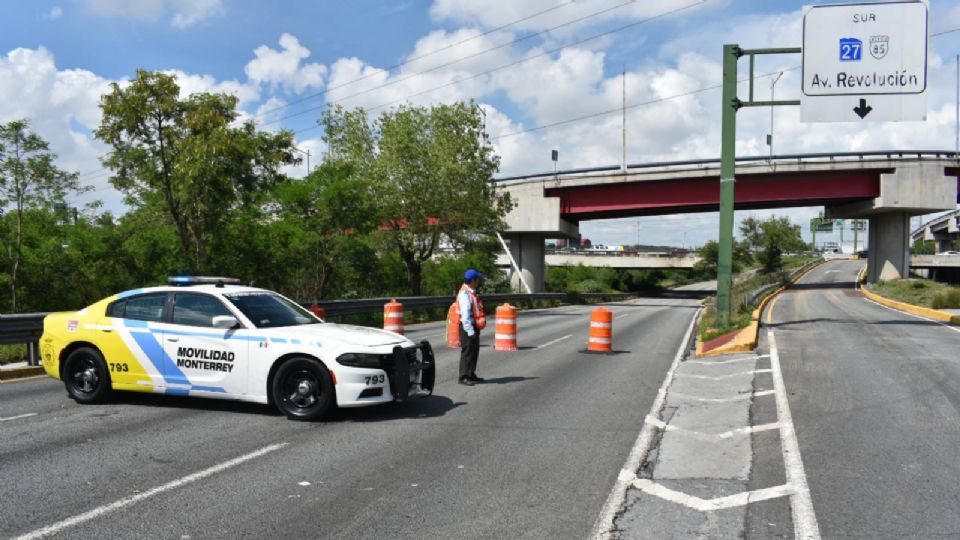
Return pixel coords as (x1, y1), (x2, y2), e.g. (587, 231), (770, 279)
(867, 212), (911, 282)
(503, 234), (546, 293)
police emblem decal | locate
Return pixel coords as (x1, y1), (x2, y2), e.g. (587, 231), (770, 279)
(870, 35), (889, 60)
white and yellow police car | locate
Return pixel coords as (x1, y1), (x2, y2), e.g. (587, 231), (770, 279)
(39, 277), (435, 420)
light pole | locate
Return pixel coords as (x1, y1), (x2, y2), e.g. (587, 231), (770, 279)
(768, 71), (783, 158)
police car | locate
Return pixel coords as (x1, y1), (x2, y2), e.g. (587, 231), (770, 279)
(39, 277), (435, 421)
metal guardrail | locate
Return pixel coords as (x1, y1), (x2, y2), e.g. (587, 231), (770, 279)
(1, 292), (633, 365)
(742, 258), (824, 307)
(494, 150), (960, 184)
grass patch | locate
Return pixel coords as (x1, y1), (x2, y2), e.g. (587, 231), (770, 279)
(0, 344), (28, 365)
(697, 255), (819, 341)
(870, 279), (960, 309)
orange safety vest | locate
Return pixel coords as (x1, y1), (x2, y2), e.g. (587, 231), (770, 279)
(454, 284), (486, 330)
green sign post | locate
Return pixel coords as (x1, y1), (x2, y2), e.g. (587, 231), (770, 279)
(716, 44), (800, 327)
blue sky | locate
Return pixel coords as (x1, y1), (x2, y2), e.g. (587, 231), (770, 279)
(2, 0), (959, 249)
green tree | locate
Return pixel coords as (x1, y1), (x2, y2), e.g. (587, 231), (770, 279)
(95, 69), (299, 270)
(756, 217), (806, 273)
(693, 240), (752, 278)
(267, 163), (379, 300)
(0, 119), (82, 311)
(321, 102), (512, 295)
(738, 216), (763, 253)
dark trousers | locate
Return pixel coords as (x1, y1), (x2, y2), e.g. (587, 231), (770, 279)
(459, 326), (480, 379)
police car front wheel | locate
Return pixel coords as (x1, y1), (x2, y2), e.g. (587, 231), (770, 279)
(63, 347), (112, 404)
(272, 357), (334, 421)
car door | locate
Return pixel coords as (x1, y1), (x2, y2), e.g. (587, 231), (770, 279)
(107, 292), (169, 392)
(160, 292), (250, 397)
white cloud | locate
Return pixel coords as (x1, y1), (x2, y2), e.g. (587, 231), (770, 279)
(83, 0), (224, 28)
(44, 7), (64, 20)
(163, 69), (260, 106)
(245, 34), (327, 94)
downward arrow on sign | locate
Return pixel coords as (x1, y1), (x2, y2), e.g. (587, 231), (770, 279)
(853, 98), (873, 119)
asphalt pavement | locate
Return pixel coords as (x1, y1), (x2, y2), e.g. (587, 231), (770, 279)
(753, 259), (960, 539)
(0, 294), (702, 540)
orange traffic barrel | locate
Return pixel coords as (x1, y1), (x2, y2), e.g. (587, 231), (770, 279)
(384, 299), (404, 335)
(446, 302), (461, 349)
(494, 303), (518, 351)
(308, 303), (326, 320)
(587, 307), (612, 352)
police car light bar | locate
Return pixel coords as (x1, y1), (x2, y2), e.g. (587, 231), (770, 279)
(168, 276), (242, 287)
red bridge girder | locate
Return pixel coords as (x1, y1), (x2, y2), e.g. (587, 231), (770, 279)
(545, 170), (883, 220)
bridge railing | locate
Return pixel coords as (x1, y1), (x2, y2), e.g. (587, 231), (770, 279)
(495, 150), (960, 184)
(0, 292), (633, 366)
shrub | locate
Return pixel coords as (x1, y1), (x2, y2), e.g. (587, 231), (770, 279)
(931, 289), (960, 309)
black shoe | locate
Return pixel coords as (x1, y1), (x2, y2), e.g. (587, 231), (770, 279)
(458, 377), (475, 386)
(468, 374), (484, 382)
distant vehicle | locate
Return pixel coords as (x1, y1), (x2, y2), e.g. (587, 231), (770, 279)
(856, 250), (868, 258)
(40, 276), (435, 421)
(938, 250), (960, 256)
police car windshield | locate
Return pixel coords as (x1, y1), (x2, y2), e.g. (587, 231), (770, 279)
(224, 293), (320, 328)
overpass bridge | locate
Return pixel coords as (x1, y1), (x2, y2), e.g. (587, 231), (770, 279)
(495, 251), (700, 270)
(911, 208), (960, 252)
(496, 151), (960, 291)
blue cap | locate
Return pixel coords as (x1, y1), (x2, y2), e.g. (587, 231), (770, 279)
(464, 269), (483, 281)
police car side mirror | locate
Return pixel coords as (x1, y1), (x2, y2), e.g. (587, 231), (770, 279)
(212, 315), (239, 329)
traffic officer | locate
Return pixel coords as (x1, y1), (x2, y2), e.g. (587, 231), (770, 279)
(457, 269), (486, 386)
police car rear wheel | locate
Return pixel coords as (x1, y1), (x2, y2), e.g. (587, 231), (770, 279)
(273, 358), (334, 421)
(64, 347), (111, 404)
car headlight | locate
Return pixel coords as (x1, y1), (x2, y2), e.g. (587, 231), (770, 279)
(336, 353), (387, 368)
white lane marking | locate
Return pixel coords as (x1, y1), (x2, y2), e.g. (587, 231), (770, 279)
(13, 442), (287, 540)
(769, 331), (821, 540)
(589, 307), (701, 540)
(674, 369), (772, 381)
(695, 354), (769, 366)
(0, 413), (37, 422)
(535, 334), (572, 350)
(614, 313), (631, 320)
(631, 478), (794, 512)
(863, 298), (960, 334)
(668, 389), (775, 403)
(644, 415), (780, 440)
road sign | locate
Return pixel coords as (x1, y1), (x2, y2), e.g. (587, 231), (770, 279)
(801, 0), (928, 123)
(810, 217), (833, 233)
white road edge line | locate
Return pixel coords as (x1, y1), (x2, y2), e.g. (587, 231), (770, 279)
(589, 307), (701, 540)
(535, 334), (572, 350)
(12, 442), (288, 540)
(863, 298), (960, 334)
(696, 354), (769, 366)
(0, 412), (37, 422)
(769, 330), (821, 540)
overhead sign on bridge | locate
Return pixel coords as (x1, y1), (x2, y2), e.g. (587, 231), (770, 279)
(801, 0), (928, 122)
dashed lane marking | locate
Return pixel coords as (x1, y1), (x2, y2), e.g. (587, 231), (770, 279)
(0, 413), (37, 422)
(12, 442), (288, 540)
(535, 334), (572, 350)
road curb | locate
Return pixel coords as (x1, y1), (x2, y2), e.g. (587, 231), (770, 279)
(695, 258), (827, 358)
(860, 284), (960, 325)
(0, 365), (44, 382)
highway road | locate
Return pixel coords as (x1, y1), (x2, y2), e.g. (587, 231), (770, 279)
(751, 259), (960, 539)
(0, 293), (703, 539)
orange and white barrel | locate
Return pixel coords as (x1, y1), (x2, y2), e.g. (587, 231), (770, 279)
(384, 299), (404, 335)
(308, 303), (326, 320)
(587, 307), (612, 352)
(494, 303), (518, 351)
(446, 302), (461, 349)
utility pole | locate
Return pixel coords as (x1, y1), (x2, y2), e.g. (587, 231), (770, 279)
(622, 65), (627, 172)
(955, 55), (958, 156)
(769, 71), (783, 158)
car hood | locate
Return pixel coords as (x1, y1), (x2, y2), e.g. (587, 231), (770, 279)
(270, 323), (410, 348)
